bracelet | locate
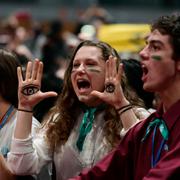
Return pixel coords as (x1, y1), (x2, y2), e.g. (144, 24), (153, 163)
(118, 106), (133, 117)
(116, 104), (131, 112)
(17, 108), (33, 113)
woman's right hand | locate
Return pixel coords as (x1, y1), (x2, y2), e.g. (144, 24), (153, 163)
(17, 59), (58, 111)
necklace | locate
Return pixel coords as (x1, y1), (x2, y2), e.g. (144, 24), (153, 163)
(0, 105), (14, 130)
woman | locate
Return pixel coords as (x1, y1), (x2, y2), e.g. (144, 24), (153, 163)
(8, 40), (150, 180)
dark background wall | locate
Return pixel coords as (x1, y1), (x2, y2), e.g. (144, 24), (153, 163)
(0, 0), (179, 23)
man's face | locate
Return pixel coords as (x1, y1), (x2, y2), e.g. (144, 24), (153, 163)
(71, 46), (106, 106)
(139, 29), (177, 93)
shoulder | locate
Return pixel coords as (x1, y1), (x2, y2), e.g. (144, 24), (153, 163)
(123, 112), (157, 140)
(32, 116), (41, 128)
(133, 107), (153, 120)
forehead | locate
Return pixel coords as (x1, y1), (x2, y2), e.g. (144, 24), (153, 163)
(146, 29), (171, 46)
(74, 46), (103, 60)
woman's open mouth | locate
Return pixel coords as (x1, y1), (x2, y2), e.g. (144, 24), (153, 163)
(77, 79), (91, 92)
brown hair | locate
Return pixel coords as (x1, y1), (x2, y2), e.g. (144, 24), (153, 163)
(44, 40), (144, 150)
(0, 49), (20, 108)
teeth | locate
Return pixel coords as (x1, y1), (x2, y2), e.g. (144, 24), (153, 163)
(77, 79), (84, 83)
(141, 64), (145, 68)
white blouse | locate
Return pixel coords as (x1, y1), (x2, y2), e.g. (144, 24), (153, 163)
(7, 108), (150, 180)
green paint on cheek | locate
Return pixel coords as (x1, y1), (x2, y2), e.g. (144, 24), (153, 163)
(151, 55), (162, 61)
(88, 68), (101, 73)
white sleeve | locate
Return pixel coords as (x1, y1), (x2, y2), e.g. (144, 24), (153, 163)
(7, 128), (53, 175)
(120, 107), (151, 137)
(31, 116), (41, 137)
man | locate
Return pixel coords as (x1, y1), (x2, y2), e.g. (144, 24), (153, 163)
(69, 13), (180, 180)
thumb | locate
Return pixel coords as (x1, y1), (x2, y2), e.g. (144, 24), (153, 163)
(91, 90), (105, 100)
(41, 91), (58, 99)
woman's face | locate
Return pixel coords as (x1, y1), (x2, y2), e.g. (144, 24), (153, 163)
(71, 46), (106, 106)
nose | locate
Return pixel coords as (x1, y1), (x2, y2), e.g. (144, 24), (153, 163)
(139, 46), (149, 61)
(77, 63), (86, 73)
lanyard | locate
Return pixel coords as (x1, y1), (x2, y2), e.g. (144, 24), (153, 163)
(151, 124), (166, 168)
(0, 105), (14, 130)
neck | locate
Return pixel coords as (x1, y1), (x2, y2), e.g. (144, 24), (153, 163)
(158, 79), (180, 112)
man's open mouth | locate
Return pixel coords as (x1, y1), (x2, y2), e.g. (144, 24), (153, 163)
(142, 65), (148, 75)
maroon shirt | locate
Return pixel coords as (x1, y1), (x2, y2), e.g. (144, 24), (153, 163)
(70, 100), (180, 180)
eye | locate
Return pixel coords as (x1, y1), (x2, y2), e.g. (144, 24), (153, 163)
(152, 45), (160, 51)
(87, 62), (95, 66)
(73, 63), (80, 68)
(149, 43), (161, 52)
(21, 85), (39, 96)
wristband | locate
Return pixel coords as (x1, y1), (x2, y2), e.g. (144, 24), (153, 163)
(118, 106), (133, 116)
(17, 108), (33, 113)
(116, 104), (131, 112)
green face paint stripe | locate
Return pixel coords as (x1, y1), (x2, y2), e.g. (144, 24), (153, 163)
(71, 67), (101, 73)
(151, 55), (162, 61)
(87, 68), (101, 72)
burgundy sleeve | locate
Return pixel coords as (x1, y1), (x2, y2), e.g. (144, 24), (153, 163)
(69, 132), (135, 180)
(143, 141), (180, 180)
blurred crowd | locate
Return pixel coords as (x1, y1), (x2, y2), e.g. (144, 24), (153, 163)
(0, 5), (117, 122)
(0, 4), (154, 123)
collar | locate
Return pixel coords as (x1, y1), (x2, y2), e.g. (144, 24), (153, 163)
(154, 99), (180, 132)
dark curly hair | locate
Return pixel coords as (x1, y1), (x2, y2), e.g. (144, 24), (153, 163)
(151, 13), (180, 61)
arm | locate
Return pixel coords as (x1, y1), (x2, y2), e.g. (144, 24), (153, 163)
(15, 59), (57, 139)
(91, 56), (139, 131)
(8, 59), (57, 175)
(8, 131), (53, 175)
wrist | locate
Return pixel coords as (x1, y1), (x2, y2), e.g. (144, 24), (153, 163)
(115, 99), (130, 110)
(17, 108), (33, 113)
(117, 105), (133, 117)
(18, 105), (33, 112)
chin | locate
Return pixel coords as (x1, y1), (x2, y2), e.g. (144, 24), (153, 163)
(78, 95), (98, 106)
(78, 95), (90, 103)
(143, 84), (154, 92)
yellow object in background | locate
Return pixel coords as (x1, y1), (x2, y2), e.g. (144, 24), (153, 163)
(97, 24), (150, 53)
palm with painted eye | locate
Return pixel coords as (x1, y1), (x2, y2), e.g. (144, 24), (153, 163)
(91, 56), (128, 109)
(17, 59), (57, 110)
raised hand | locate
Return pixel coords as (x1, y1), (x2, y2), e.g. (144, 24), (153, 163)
(91, 56), (129, 109)
(17, 59), (58, 111)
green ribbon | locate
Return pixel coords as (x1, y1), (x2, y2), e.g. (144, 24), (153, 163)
(76, 107), (97, 151)
(142, 118), (169, 142)
(76, 104), (106, 151)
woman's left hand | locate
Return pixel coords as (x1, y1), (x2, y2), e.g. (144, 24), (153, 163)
(91, 56), (129, 109)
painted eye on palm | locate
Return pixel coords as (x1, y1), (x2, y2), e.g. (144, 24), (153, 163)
(21, 84), (39, 96)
